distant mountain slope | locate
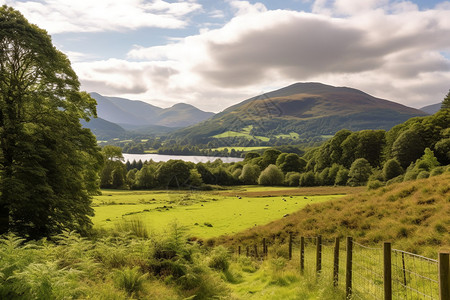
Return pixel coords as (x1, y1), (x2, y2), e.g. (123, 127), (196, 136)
(420, 102), (442, 115)
(91, 93), (214, 128)
(173, 82), (427, 141)
(81, 117), (126, 140)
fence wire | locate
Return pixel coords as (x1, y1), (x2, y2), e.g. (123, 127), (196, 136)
(391, 249), (439, 300)
(349, 242), (384, 300)
(233, 237), (443, 300)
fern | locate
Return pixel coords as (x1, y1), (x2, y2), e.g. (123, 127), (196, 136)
(114, 266), (148, 296)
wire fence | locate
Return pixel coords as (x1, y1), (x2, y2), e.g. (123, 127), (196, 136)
(233, 235), (449, 300)
(391, 249), (439, 299)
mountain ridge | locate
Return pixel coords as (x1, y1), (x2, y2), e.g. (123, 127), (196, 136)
(90, 92), (215, 128)
(173, 82), (427, 141)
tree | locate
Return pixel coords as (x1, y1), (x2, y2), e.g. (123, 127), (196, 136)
(383, 159), (403, 181)
(239, 164), (260, 185)
(258, 164), (284, 186)
(0, 6), (102, 238)
(348, 158), (372, 186)
(441, 89), (450, 110)
(156, 160), (191, 188)
(392, 129), (425, 168)
(259, 149), (281, 169)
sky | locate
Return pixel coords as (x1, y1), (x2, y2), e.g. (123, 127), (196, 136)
(3, 0), (450, 112)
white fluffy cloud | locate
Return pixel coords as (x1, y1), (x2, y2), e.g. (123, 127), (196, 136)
(4, 0), (201, 34)
(72, 1), (450, 111)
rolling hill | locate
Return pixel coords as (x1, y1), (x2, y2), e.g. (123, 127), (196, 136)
(420, 102), (442, 115)
(173, 82), (427, 142)
(90, 93), (214, 128)
(80, 117), (127, 140)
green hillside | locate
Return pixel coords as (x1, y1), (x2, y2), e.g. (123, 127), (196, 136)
(173, 82), (426, 142)
(216, 171), (450, 257)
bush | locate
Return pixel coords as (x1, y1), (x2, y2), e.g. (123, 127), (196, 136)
(258, 164), (284, 186)
(208, 246), (230, 271)
(239, 164), (260, 185)
(430, 166), (445, 177)
(114, 266), (148, 296)
(367, 180), (384, 190)
(417, 171), (430, 179)
(299, 171), (316, 187)
(383, 159), (403, 181)
(285, 172), (301, 186)
(386, 175), (404, 186)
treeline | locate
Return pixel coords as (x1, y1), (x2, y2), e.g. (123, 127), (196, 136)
(100, 99), (450, 190)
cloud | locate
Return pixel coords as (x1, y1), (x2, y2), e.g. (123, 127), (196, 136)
(76, 1), (450, 111)
(5, 0), (202, 34)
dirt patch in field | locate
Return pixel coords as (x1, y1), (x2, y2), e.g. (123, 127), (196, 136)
(220, 186), (365, 197)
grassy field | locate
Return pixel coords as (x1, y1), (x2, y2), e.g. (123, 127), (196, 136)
(216, 172), (450, 258)
(92, 186), (349, 239)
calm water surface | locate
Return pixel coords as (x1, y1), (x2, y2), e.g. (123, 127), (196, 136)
(123, 153), (243, 164)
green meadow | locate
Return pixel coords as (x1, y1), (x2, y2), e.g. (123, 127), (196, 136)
(92, 187), (344, 238)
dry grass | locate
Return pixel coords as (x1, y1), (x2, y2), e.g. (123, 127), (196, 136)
(216, 172), (450, 258)
(220, 186), (365, 197)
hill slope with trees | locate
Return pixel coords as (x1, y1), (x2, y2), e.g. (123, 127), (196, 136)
(173, 82), (427, 143)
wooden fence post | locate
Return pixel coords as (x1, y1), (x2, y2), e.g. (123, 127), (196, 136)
(263, 238), (266, 257)
(254, 244), (258, 258)
(238, 246), (241, 256)
(289, 232), (293, 260)
(316, 235), (322, 275)
(246, 246), (249, 257)
(439, 252), (450, 300)
(333, 237), (340, 287)
(300, 236), (305, 274)
(384, 242), (392, 300)
(346, 237), (353, 299)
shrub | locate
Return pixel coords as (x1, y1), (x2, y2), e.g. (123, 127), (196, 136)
(258, 164), (284, 186)
(417, 171), (430, 179)
(367, 180), (384, 190)
(285, 172), (301, 186)
(208, 246), (230, 271)
(239, 164), (260, 185)
(299, 171), (316, 186)
(430, 166), (445, 177)
(114, 266), (148, 296)
(383, 159), (403, 181)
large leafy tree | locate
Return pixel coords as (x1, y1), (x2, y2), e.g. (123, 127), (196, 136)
(0, 6), (102, 238)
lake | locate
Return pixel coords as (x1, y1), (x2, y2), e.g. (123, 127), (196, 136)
(123, 153), (243, 164)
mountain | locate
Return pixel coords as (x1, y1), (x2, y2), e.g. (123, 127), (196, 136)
(173, 82), (427, 142)
(420, 102), (442, 115)
(90, 93), (214, 128)
(81, 117), (127, 140)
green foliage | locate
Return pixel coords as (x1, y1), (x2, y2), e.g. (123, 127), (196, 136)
(208, 246), (230, 271)
(12, 261), (82, 299)
(299, 171), (316, 187)
(348, 158), (372, 186)
(114, 266), (148, 296)
(383, 159), (403, 181)
(392, 129), (426, 168)
(258, 164), (285, 186)
(188, 169), (203, 187)
(157, 160), (192, 188)
(260, 149), (282, 169)
(285, 172), (301, 187)
(0, 6), (102, 238)
(239, 164), (261, 184)
(367, 180), (384, 190)
(441, 89), (450, 110)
